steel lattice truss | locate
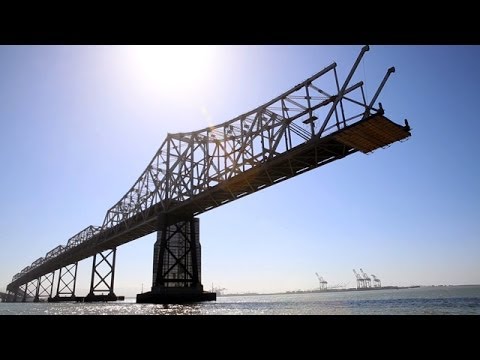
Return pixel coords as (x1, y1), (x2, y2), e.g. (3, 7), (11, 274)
(35, 272), (55, 301)
(55, 263), (78, 298)
(22, 281), (37, 302)
(14, 284), (27, 302)
(7, 46), (411, 292)
(88, 249), (116, 295)
(101, 47), (381, 229)
(66, 225), (102, 248)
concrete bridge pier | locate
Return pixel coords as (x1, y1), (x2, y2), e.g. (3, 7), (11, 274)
(137, 214), (216, 304)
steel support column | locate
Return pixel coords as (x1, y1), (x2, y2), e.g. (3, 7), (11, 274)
(34, 271), (55, 302)
(13, 286), (24, 302)
(85, 248), (117, 302)
(22, 281), (36, 302)
(52, 263), (78, 301)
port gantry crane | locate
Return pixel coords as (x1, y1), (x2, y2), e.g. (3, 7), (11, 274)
(353, 269), (365, 289)
(315, 273), (328, 290)
(371, 274), (381, 288)
(360, 268), (372, 288)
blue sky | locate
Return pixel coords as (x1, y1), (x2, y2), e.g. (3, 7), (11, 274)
(0, 45), (479, 296)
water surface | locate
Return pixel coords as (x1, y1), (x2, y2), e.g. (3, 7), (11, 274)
(1, 285), (479, 315)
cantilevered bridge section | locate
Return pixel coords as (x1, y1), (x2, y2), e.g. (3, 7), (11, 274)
(6, 46), (411, 303)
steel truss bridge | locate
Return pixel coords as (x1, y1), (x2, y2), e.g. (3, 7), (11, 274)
(5, 46), (411, 303)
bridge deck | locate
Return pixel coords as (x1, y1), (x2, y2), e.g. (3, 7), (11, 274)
(7, 114), (410, 291)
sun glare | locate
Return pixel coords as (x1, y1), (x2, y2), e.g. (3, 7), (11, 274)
(129, 45), (214, 93)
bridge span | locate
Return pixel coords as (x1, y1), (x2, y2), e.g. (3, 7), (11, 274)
(5, 46), (411, 303)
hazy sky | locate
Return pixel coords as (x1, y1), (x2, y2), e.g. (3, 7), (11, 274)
(0, 45), (479, 296)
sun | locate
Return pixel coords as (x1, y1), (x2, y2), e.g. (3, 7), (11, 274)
(128, 45), (215, 93)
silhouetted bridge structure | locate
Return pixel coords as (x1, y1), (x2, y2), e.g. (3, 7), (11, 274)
(5, 46), (411, 303)
(1, 292), (10, 302)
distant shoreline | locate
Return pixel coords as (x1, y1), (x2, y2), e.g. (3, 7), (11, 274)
(218, 284), (480, 297)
